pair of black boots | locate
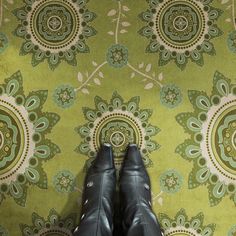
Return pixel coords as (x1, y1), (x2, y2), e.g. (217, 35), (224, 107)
(73, 144), (164, 236)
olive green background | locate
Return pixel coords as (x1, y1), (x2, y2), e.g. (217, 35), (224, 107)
(0, 0), (236, 235)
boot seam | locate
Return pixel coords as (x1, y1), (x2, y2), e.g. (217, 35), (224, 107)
(95, 173), (104, 236)
(135, 175), (150, 236)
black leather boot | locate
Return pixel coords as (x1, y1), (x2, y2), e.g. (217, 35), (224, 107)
(73, 143), (116, 236)
(119, 144), (164, 236)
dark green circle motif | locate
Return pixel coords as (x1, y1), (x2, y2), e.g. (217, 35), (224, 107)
(94, 114), (142, 160)
(30, 0), (80, 49)
(156, 0), (205, 49)
(213, 106), (236, 175)
(0, 107), (23, 175)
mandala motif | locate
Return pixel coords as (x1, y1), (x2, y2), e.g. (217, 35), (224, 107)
(13, 0), (96, 70)
(0, 32), (8, 53)
(228, 225), (236, 236)
(159, 209), (215, 236)
(75, 92), (160, 169)
(107, 44), (128, 68)
(227, 30), (236, 53)
(160, 169), (183, 193)
(0, 226), (8, 236)
(53, 84), (76, 108)
(0, 71), (60, 206)
(139, 0), (222, 69)
(20, 209), (77, 236)
(160, 84), (182, 108)
(53, 170), (75, 193)
(176, 71), (236, 206)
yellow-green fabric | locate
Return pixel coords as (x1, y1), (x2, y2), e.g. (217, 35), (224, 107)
(0, 0), (236, 235)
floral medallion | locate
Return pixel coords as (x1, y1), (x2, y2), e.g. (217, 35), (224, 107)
(160, 169), (183, 194)
(176, 71), (236, 206)
(159, 209), (215, 236)
(139, 0), (222, 69)
(53, 84), (76, 108)
(53, 170), (75, 193)
(107, 44), (128, 68)
(20, 209), (76, 236)
(13, 0), (96, 70)
(0, 71), (60, 206)
(0, 32), (8, 54)
(160, 84), (182, 108)
(75, 92), (160, 169)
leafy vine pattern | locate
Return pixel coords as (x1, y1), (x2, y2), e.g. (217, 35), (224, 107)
(222, 0), (236, 52)
(53, 1), (183, 109)
(0, 0), (13, 56)
(0, 0), (14, 27)
(74, 1), (165, 94)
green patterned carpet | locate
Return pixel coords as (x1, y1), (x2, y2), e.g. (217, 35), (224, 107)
(0, 0), (236, 235)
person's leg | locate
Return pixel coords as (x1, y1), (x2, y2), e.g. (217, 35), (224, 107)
(73, 144), (116, 236)
(119, 144), (164, 236)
